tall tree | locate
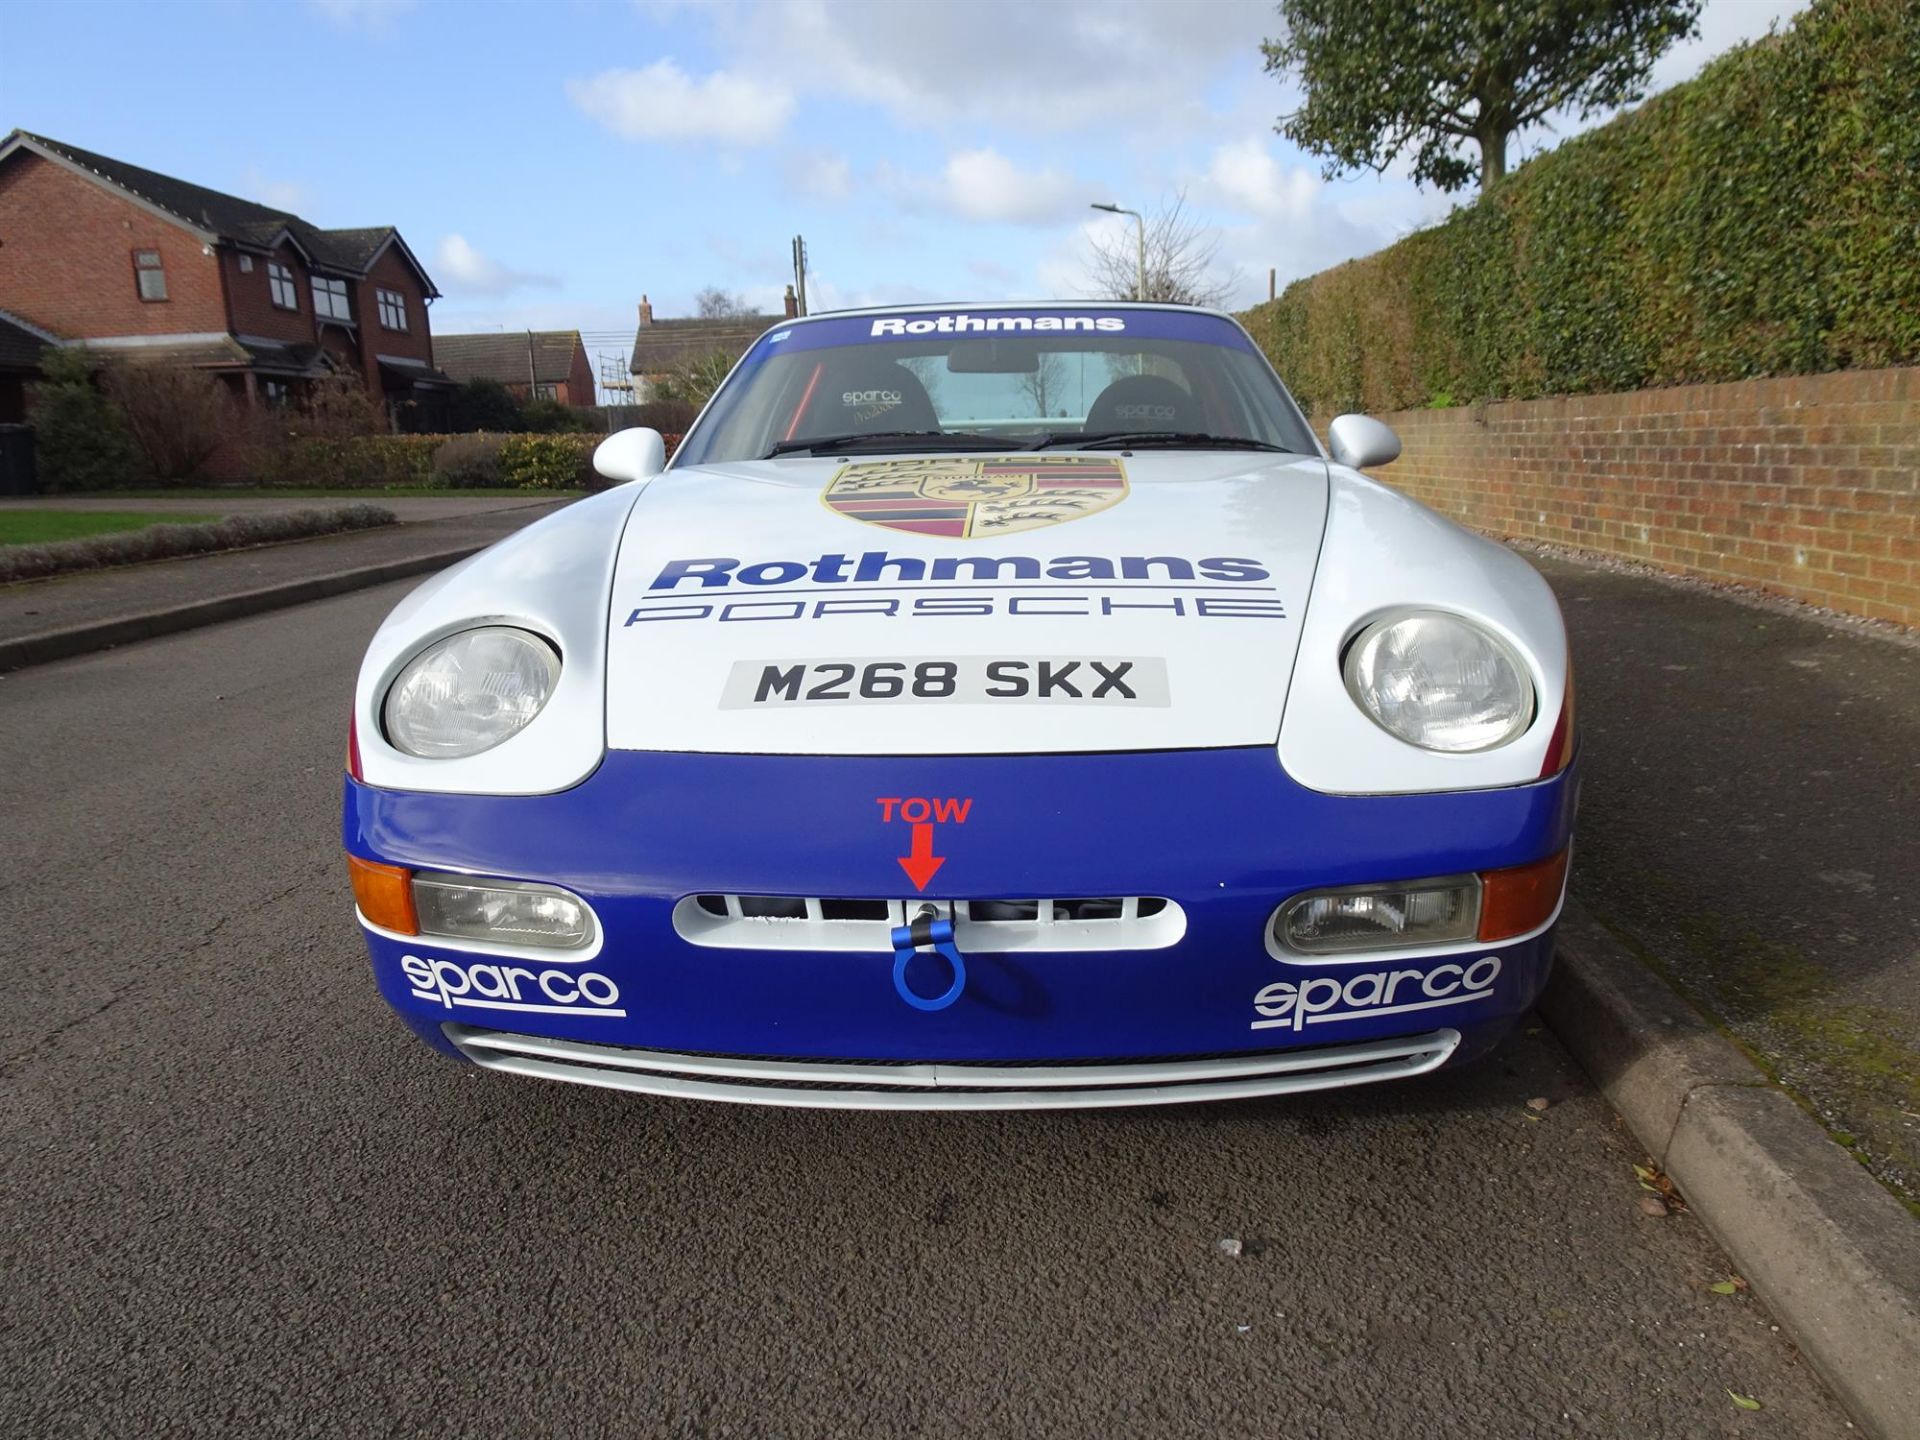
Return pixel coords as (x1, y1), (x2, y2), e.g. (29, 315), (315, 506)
(1263, 0), (1701, 192)
(694, 286), (753, 319)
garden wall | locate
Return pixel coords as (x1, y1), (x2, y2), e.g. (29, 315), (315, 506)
(1347, 365), (1919, 627)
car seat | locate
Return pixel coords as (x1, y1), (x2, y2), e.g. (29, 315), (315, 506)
(793, 355), (940, 438)
(1081, 374), (1200, 435)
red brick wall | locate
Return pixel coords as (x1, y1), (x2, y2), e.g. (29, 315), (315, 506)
(0, 151), (225, 338)
(1345, 366), (1920, 628)
(561, 342), (594, 407)
(224, 240), (312, 344)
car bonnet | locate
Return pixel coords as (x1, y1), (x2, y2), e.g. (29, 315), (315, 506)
(605, 449), (1330, 755)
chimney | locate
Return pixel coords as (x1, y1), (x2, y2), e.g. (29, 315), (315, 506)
(638, 294), (654, 327)
(783, 284), (799, 320)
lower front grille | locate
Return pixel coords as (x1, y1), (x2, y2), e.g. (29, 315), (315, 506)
(443, 1024), (1460, 1110)
(672, 894), (1186, 953)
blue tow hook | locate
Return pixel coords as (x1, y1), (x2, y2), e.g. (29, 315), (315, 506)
(890, 905), (967, 1011)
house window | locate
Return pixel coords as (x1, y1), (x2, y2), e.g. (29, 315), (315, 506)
(311, 275), (352, 321)
(262, 379), (291, 408)
(133, 249), (167, 302)
(376, 287), (408, 331)
(238, 255), (255, 274)
(268, 262), (298, 310)
(533, 383), (558, 402)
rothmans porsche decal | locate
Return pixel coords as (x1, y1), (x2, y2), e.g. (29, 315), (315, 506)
(822, 456), (1128, 538)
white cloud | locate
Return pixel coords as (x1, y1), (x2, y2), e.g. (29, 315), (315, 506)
(305, 0), (415, 30)
(788, 149), (852, 201)
(940, 149), (1083, 225)
(699, 0), (1273, 135)
(433, 235), (559, 297)
(880, 148), (1087, 228)
(1200, 137), (1321, 221)
(566, 60), (794, 147)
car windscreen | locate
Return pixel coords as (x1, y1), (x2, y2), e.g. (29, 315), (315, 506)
(669, 308), (1318, 466)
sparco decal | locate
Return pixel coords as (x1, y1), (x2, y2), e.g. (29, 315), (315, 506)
(1249, 956), (1501, 1032)
(401, 954), (626, 1018)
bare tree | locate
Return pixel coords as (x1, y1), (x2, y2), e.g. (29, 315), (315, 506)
(1020, 352), (1070, 418)
(1083, 193), (1237, 308)
(694, 286), (753, 319)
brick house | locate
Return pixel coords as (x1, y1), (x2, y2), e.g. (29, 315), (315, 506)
(626, 290), (797, 400)
(434, 330), (596, 406)
(0, 129), (454, 427)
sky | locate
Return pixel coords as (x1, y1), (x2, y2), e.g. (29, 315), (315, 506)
(2, 0), (1802, 395)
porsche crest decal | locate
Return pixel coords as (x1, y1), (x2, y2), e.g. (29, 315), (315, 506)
(821, 456), (1129, 538)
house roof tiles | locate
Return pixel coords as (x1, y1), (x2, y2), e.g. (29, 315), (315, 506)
(628, 315), (781, 376)
(3, 131), (438, 295)
(435, 330), (584, 386)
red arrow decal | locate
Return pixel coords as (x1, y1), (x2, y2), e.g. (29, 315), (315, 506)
(897, 821), (946, 892)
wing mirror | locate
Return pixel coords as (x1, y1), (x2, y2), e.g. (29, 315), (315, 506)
(1326, 414), (1402, 470)
(593, 426), (667, 483)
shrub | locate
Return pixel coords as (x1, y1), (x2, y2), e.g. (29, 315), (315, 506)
(28, 348), (139, 492)
(266, 434), (438, 488)
(516, 398), (594, 433)
(1244, 0), (1920, 412)
(0, 504), (394, 583)
(447, 379), (523, 433)
(430, 433), (506, 488)
(588, 400), (700, 433)
(100, 361), (233, 482)
(301, 371), (389, 439)
(499, 433), (594, 490)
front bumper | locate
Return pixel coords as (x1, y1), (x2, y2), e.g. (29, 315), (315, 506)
(345, 747), (1576, 1105)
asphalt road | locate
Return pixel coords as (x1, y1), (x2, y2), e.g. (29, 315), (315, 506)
(1, 581), (1852, 1438)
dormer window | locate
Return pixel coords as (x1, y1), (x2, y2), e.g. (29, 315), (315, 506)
(312, 275), (352, 321)
(133, 249), (167, 302)
(268, 262), (298, 310)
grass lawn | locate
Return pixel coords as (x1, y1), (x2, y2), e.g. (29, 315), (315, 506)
(0, 510), (222, 545)
(106, 486), (585, 500)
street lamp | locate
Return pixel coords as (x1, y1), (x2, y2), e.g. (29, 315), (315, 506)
(1090, 202), (1145, 302)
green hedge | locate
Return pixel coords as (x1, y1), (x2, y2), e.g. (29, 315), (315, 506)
(1243, 0), (1920, 415)
(264, 431), (685, 490)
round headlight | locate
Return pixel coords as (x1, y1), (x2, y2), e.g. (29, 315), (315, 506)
(384, 627), (560, 759)
(1343, 612), (1533, 753)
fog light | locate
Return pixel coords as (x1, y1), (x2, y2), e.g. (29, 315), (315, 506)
(411, 873), (596, 950)
(1275, 877), (1480, 955)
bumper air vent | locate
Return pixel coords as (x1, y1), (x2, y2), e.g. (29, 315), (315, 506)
(674, 895), (1185, 953)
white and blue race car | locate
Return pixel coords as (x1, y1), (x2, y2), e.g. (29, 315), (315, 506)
(346, 302), (1575, 1108)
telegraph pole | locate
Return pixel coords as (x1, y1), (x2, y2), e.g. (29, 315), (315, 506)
(791, 235), (810, 316)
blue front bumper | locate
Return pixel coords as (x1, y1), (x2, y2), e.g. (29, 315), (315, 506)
(345, 748), (1576, 1079)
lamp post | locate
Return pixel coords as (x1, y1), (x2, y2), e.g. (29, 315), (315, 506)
(1090, 202), (1145, 301)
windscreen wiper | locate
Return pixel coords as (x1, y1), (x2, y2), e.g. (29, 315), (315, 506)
(764, 430), (1013, 458)
(1031, 431), (1290, 452)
